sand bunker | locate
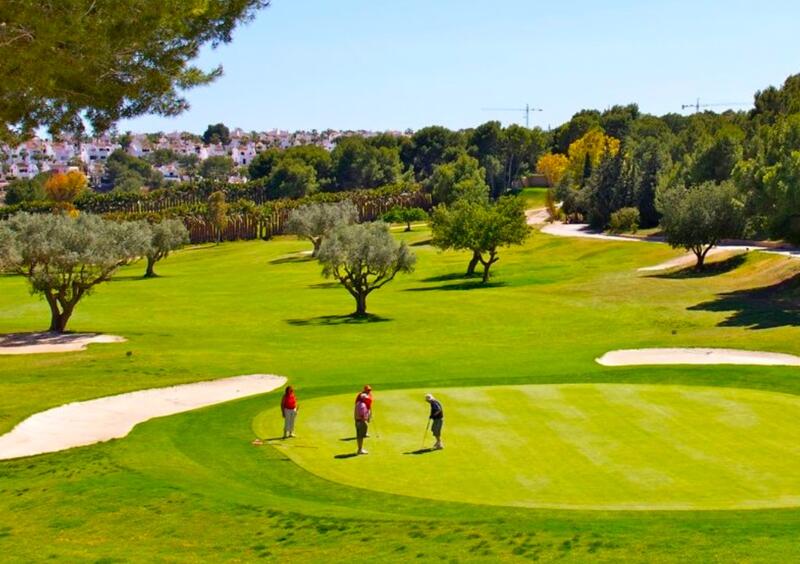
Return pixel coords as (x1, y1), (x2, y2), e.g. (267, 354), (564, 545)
(0, 374), (286, 460)
(0, 332), (126, 355)
(637, 248), (749, 272)
(597, 348), (800, 367)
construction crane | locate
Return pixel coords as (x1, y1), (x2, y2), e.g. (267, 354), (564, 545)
(681, 98), (749, 113)
(481, 104), (543, 128)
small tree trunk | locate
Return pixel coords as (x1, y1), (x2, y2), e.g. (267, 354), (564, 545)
(47, 297), (75, 333)
(466, 251), (481, 276)
(312, 238), (322, 258)
(405, 220), (412, 232)
(144, 256), (157, 278)
(693, 246), (708, 270)
(353, 292), (368, 317)
(481, 251), (497, 284)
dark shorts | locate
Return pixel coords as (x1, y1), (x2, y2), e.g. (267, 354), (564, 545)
(355, 420), (368, 439)
(431, 418), (443, 437)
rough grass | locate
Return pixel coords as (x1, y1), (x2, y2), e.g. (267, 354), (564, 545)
(1, 229), (800, 561)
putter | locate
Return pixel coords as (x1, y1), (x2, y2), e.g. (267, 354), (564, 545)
(370, 414), (380, 439)
(422, 419), (431, 449)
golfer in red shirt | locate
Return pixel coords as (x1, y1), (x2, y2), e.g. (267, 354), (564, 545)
(281, 386), (298, 439)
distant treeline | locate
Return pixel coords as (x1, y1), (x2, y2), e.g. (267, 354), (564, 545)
(544, 73), (800, 242)
(6, 72), (800, 243)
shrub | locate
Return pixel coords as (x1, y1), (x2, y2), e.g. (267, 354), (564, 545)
(608, 207), (640, 234)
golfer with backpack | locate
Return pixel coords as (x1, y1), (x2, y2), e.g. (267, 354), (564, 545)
(425, 393), (444, 450)
(354, 389), (372, 455)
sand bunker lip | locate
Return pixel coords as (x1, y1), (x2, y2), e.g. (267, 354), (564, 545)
(0, 374), (286, 460)
(637, 248), (747, 272)
(0, 332), (126, 355)
(597, 348), (800, 367)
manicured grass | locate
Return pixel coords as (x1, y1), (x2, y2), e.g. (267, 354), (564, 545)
(2, 227), (800, 561)
(262, 384), (800, 510)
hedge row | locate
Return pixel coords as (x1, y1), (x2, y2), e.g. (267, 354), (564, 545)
(2, 183), (432, 244)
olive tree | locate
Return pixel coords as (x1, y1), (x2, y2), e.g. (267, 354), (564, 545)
(0, 213), (150, 332)
(286, 201), (358, 257)
(144, 219), (190, 278)
(382, 206), (429, 232)
(432, 196), (529, 283)
(658, 181), (745, 269)
(317, 222), (416, 317)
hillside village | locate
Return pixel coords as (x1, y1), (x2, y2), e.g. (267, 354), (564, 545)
(0, 127), (409, 195)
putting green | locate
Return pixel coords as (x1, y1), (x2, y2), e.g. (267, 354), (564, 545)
(254, 384), (800, 510)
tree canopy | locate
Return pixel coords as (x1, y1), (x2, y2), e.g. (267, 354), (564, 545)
(317, 222), (415, 317)
(203, 123), (232, 145)
(432, 196), (529, 283)
(143, 219), (189, 278)
(0, 1), (269, 140)
(285, 201), (358, 257)
(429, 153), (490, 205)
(658, 181), (745, 269)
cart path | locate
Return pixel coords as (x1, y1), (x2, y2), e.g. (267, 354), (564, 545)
(525, 209), (800, 269)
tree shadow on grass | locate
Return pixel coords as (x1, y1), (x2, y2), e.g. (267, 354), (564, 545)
(688, 273), (800, 329)
(308, 282), (339, 290)
(270, 254), (314, 265)
(406, 280), (506, 292)
(410, 238), (433, 247)
(0, 332), (96, 347)
(286, 314), (391, 326)
(108, 274), (155, 283)
(421, 272), (476, 283)
(646, 254), (747, 280)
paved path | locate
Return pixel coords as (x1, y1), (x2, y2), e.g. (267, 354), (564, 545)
(0, 374), (286, 460)
(526, 209), (800, 269)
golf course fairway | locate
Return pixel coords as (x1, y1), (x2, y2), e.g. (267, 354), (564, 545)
(256, 384), (800, 510)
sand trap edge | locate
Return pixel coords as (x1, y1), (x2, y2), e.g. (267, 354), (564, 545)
(0, 373), (287, 461)
(597, 348), (800, 367)
(0, 333), (127, 355)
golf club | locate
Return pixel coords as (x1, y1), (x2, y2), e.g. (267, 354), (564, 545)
(422, 418), (431, 449)
(370, 413), (380, 438)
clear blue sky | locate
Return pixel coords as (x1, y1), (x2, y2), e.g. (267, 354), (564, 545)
(119, 0), (800, 134)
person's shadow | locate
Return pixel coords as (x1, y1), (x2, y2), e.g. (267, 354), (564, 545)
(334, 453), (359, 459)
(403, 448), (435, 455)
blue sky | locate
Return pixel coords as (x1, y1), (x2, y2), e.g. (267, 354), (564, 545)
(119, 0), (800, 134)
